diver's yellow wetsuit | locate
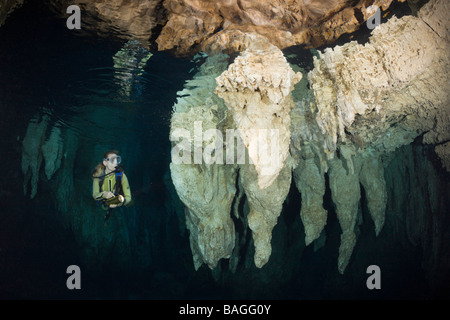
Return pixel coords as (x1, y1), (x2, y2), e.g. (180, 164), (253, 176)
(92, 171), (132, 209)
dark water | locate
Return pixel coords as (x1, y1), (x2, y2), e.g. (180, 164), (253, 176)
(0, 0), (448, 301)
(0, 1), (196, 299)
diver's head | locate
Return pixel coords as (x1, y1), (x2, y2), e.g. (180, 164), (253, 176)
(103, 150), (122, 172)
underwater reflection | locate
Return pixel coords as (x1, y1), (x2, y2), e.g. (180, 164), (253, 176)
(113, 40), (152, 98)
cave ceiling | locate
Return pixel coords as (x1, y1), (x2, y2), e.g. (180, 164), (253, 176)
(29, 0), (411, 56)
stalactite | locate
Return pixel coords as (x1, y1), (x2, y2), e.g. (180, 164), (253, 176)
(240, 163), (292, 268)
(215, 33), (302, 190)
(328, 156), (361, 274)
(167, 0), (449, 275)
(21, 114), (49, 199)
(170, 53), (238, 269)
(293, 152), (327, 246)
(358, 155), (387, 236)
(41, 126), (64, 180)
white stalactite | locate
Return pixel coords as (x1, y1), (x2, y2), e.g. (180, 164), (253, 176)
(215, 33), (302, 190)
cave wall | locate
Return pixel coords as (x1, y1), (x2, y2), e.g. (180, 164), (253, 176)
(0, 0), (24, 28)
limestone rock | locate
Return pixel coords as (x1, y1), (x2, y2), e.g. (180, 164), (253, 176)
(41, 126), (64, 180)
(418, 0), (450, 42)
(328, 156), (361, 274)
(171, 163), (237, 269)
(167, 0), (449, 275)
(21, 115), (49, 199)
(418, 0), (450, 146)
(171, 44), (300, 269)
(293, 0), (450, 274)
(289, 71), (330, 246)
(215, 34), (302, 190)
(0, 0), (24, 28)
(160, 0), (400, 55)
(308, 0), (450, 164)
(48, 0), (163, 45)
(170, 53), (238, 269)
(46, 0), (400, 56)
(359, 155), (387, 236)
(293, 155), (327, 246)
(22, 117), (65, 197)
(240, 162), (292, 268)
(156, 0), (221, 52)
(434, 142), (450, 172)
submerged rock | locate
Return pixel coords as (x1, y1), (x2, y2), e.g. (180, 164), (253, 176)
(241, 162), (292, 268)
(215, 33), (302, 190)
(167, 0), (449, 276)
(308, 0), (450, 162)
(21, 115), (49, 199)
(170, 53), (238, 269)
(293, 153), (327, 246)
(41, 126), (64, 181)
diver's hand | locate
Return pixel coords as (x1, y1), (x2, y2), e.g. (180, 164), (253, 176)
(103, 191), (115, 199)
(109, 195), (124, 208)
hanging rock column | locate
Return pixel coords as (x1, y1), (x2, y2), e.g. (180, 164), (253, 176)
(215, 34), (301, 268)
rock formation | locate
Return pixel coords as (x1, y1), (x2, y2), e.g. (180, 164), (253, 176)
(359, 155), (387, 236)
(215, 33), (302, 190)
(47, 0), (162, 43)
(158, 0), (402, 55)
(170, 53), (238, 269)
(41, 126), (64, 180)
(293, 151), (327, 246)
(21, 114), (49, 199)
(170, 35), (302, 269)
(435, 142), (450, 172)
(214, 34), (302, 267)
(0, 0), (24, 28)
(22, 115), (65, 198)
(240, 163), (292, 268)
(328, 156), (361, 274)
(303, 0), (449, 272)
(308, 0), (449, 170)
(169, 0), (449, 274)
(45, 0), (404, 56)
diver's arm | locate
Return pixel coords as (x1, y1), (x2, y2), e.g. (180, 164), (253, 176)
(121, 173), (132, 206)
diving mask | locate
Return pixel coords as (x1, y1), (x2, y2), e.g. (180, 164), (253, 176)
(104, 155), (122, 165)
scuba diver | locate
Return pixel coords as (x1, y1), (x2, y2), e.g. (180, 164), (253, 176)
(92, 150), (132, 221)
